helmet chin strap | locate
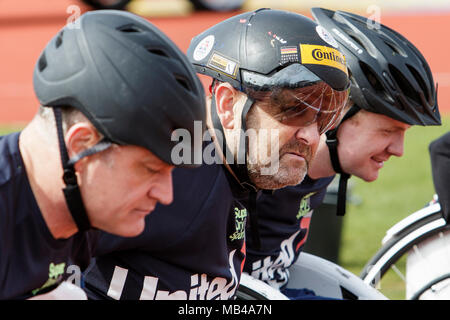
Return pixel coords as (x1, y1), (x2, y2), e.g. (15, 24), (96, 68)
(53, 107), (111, 233)
(210, 92), (257, 192)
(210, 92), (263, 248)
(325, 104), (360, 216)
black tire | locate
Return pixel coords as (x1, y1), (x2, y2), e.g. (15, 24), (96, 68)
(189, 0), (243, 11)
(360, 201), (450, 299)
(81, 0), (132, 10)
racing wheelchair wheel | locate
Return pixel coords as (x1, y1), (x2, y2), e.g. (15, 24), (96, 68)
(360, 200), (450, 299)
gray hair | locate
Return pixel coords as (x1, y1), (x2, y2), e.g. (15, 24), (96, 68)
(37, 106), (103, 140)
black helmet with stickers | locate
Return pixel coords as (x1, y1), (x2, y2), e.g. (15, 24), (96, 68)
(187, 8), (350, 191)
(189, 8), (349, 93)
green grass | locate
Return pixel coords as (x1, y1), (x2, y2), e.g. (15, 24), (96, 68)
(340, 116), (450, 299)
(0, 125), (23, 135)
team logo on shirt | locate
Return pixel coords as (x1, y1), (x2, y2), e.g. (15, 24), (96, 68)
(229, 207), (248, 241)
(249, 230), (300, 288)
(109, 249), (244, 300)
(31, 262), (66, 295)
(296, 192), (316, 220)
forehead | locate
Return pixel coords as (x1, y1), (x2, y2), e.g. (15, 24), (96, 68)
(357, 110), (411, 131)
(118, 144), (171, 167)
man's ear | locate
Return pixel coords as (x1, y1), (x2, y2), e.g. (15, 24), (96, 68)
(64, 122), (102, 160)
(213, 82), (238, 130)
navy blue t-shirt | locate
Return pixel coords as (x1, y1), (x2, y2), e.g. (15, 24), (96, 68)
(83, 162), (249, 300)
(244, 175), (335, 289)
(0, 132), (95, 299)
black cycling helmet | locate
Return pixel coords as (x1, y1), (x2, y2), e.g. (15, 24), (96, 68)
(311, 7), (441, 126)
(34, 10), (206, 167)
(311, 7), (441, 216)
(188, 8), (349, 92)
(33, 10), (206, 231)
(187, 8), (350, 191)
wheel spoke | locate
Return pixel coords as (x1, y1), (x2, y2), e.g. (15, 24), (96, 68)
(390, 264), (406, 282)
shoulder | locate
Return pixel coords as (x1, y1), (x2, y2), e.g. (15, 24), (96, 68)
(429, 131), (450, 155)
(270, 175), (335, 198)
(299, 175), (335, 190)
(0, 132), (33, 224)
(0, 132), (22, 187)
(172, 163), (237, 205)
(172, 162), (223, 186)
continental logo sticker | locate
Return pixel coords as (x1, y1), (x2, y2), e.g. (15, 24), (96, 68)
(207, 51), (239, 79)
(300, 44), (348, 75)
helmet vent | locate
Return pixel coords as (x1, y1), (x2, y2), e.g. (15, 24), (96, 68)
(383, 39), (406, 57)
(348, 33), (374, 56)
(407, 64), (431, 104)
(359, 61), (384, 92)
(388, 63), (422, 107)
(117, 24), (142, 33)
(38, 53), (47, 72)
(175, 75), (192, 92)
(359, 61), (394, 104)
(55, 31), (64, 49)
(147, 47), (169, 58)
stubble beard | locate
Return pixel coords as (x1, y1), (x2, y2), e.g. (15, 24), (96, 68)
(247, 139), (311, 190)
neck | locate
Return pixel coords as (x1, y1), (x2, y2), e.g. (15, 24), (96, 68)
(308, 134), (336, 179)
(19, 119), (78, 239)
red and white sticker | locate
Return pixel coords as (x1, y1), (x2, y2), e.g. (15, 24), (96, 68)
(316, 25), (339, 48)
(193, 35), (215, 61)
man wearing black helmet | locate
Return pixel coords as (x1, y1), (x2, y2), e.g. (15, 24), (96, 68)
(243, 8), (441, 299)
(82, 8), (350, 300)
(0, 10), (206, 299)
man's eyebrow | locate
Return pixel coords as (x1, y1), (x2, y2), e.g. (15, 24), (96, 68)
(384, 124), (409, 132)
(141, 155), (160, 166)
(142, 155), (170, 169)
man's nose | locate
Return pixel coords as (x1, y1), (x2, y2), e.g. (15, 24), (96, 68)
(294, 122), (320, 147)
(148, 169), (174, 205)
(388, 133), (405, 157)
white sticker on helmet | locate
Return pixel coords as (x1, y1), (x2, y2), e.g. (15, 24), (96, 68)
(331, 28), (364, 54)
(316, 25), (339, 48)
(193, 35), (215, 61)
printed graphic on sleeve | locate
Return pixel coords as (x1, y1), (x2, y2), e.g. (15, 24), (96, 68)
(31, 262), (66, 296)
(229, 207), (247, 241)
(249, 230), (300, 288)
(296, 192), (316, 220)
